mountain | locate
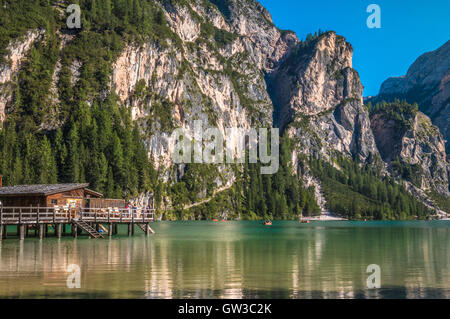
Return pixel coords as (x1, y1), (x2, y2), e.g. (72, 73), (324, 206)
(368, 40), (450, 153)
(268, 31), (378, 163)
(0, 0), (447, 219)
(369, 101), (449, 211)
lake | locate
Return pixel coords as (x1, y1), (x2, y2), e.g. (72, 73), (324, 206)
(0, 221), (448, 298)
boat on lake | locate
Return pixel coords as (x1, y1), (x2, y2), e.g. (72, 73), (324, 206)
(299, 213), (310, 224)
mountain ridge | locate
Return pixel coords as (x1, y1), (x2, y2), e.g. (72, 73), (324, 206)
(0, 0), (447, 218)
(368, 40), (450, 154)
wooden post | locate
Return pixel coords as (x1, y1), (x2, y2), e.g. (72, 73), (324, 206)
(0, 204), (2, 240)
(19, 207), (22, 225)
(63, 224), (66, 234)
(19, 224), (25, 240)
(109, 223), (113, 237)
(53, 205), (56, 223)
(33, 205), (37, 233)
(128, 223), (132, 236)
(73, 224), (78, 238)
(56, 224), (62, 238)
(39, 224), (44, 239)
(2, 224), (6, 239)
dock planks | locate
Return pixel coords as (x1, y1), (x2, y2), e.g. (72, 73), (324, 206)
(0, 206), (155, 240)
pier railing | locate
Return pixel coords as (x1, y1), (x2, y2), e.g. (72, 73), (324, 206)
(79, 207), (155, 223)
(0, 206), (155, 224)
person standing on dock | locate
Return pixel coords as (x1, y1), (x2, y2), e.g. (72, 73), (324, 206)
(133, 203), (138, 218)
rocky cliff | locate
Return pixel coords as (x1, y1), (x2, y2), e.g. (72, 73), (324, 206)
(370, 103), (449, 196)
(267, 31), (379, 164)
(0, 0), (447, 216)
(108, 0), (300, 173)
(0, 30), (44, 124)
(370, 40), (450, 153)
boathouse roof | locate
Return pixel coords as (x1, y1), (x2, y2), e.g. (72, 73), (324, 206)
(0, 183), (102, 197)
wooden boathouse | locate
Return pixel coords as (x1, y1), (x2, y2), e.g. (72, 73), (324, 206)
(0, 182), (155, 240)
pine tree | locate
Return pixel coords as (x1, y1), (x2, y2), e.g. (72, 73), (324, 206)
(67, 123), (80, 182)
(106, 166), (115, 198)
(37, 136), (57, 184)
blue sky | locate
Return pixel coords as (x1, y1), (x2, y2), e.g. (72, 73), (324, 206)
(258, 0), (450, 96)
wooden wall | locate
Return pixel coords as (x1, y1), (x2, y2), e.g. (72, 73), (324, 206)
(0, 196), (46, 207)
(88, 198), (125, 209)
(46, 189), (85, 207)
(0, 188), (102, 208)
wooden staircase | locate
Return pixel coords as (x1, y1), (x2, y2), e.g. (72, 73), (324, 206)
(73, 220), (104, 238)
(98, 224), (109, 235)
(136, 223), (155, 234)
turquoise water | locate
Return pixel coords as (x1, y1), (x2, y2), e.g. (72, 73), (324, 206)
(0, 221), (448, 298)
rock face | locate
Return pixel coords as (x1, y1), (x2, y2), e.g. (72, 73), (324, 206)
(373, 40), (450, 153)
(109, 2), (378, 181)
(0, 0), (447, 212)
(111, 0), (298, 171)
(371, 109), (449, 195)
(267, 32), (379, 163)
(0, 30), (44, 124)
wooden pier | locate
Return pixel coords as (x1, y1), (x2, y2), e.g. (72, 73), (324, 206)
(0, 206), (155, 240)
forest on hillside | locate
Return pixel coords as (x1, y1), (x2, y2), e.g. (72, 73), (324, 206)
(0, 1), (440, 220)
(0, 0), (172, 199)
(0, 0), (320, 220)
(310, 156), (433, 220)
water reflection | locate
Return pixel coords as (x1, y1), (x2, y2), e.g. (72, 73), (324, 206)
(0, 221), (448, 298)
